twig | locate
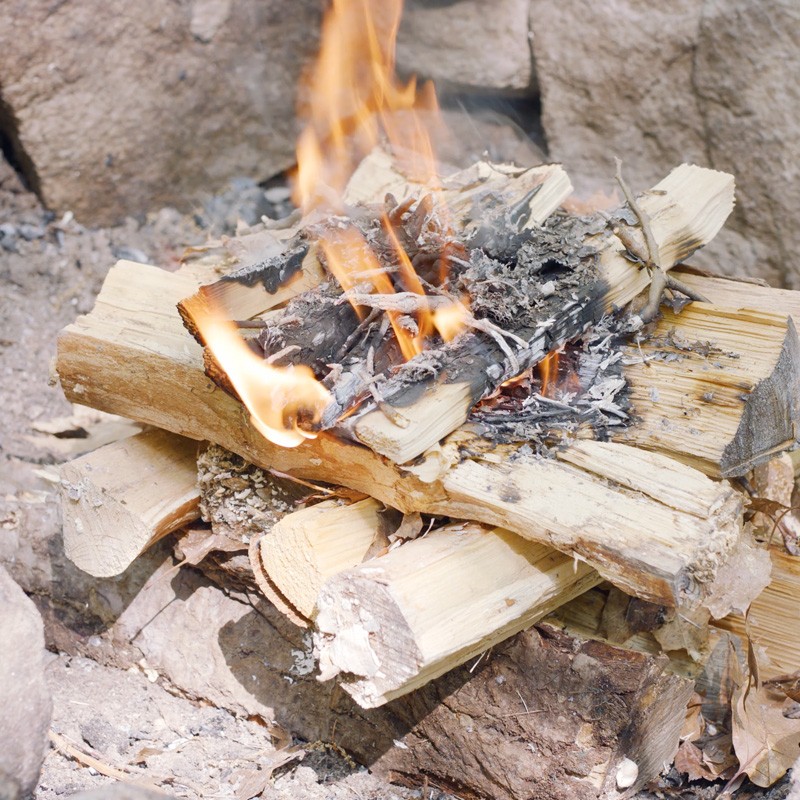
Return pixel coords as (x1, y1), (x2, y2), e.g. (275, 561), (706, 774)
(234, 319), (269, 329)
(48, 730), (202, 794)
(665, 274), (710, 303)
(266, 468), (335, 495)
(265, 344), (301, 364)
(614, 158), (708, 323)
(614, 158), (660, 268)
(49, 730), (135, 782)
(335, 306), (381, 360)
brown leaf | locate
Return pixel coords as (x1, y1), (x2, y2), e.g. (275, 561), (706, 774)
(175, 527), (246, 565)
(700, 733), (737, 777)
(765, 671), (800, 703)
(653, 607), (710, 662)
(232, 747), (304, 800)
(730, 639), (800, 786)
(747, 497), (800, 555)
(674, 741), (711, 781)
(680, 692), (706, 743)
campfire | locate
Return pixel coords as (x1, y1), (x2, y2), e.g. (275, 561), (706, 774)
(54, 0), (800, 797)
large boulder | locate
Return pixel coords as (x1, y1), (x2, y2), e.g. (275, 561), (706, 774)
(0, 566), (52, 799)
(530, 0), (800, 287)
(398, 0), (535, 92)
(529, 0), (707, 188)
(693, 0), (800, 289)
(0, 0), (321, 225)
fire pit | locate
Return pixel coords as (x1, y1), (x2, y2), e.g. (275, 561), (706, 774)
(53, 0), (800, 797)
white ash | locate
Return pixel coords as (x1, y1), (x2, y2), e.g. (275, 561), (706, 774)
(197, 444), (310, 540)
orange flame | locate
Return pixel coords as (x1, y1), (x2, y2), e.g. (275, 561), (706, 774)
(190, 300), (330, 448)
(192, 0), (470, 449)
(432, 300), (469, 343)
(294, 0), (442, 211)
(539, 350), (560, 397)
(321, 226), (422, 361)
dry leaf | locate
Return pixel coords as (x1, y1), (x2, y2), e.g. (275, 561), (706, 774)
(175, 527), (246, 565)
(232, 747), (304, 800)
(653, 607), (710, 662)
(674, 741), (710, 781)
(700, 733), (737, 778)
(747, 497), (800, 556)
(730, 639), (800, 786)
(680, 692), (705, 743)
(765, 671), (800, 703)
(392, 512), (424, 541)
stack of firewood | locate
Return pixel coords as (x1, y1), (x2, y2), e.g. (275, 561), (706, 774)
(56, 152), (800, 799)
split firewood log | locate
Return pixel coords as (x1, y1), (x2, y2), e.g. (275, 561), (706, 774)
(313, 521), (600, 706)
(57, 260), (780, 615)
(59, 429), (200, 577)
(618, 302), (800, 477)
(256, 497), (388, 622)
(343, 164), (735, 465)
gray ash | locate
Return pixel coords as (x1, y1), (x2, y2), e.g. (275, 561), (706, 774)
(231, 188), (638, 450)
(451, 212), (605, 330)
(469, 315), (631, 452)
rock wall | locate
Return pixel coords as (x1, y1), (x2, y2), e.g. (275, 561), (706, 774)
(0, 0), (321, 226)
(530, 0), (800, 287)
(397, 0), (536, 92)
(1, 0), (798, 285)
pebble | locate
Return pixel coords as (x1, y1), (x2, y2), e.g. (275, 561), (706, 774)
(0, 223), (18, 252)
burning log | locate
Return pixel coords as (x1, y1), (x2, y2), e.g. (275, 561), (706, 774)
(177, 244), (326, 343)
(314, 521), (600, 707)
(59, 429), (200, 577)
(57, 260), (778, 613)
(344, 164), (735, 464)
(178, 157), (572, 346)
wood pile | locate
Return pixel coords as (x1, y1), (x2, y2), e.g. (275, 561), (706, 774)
(55, 153), (800, 799)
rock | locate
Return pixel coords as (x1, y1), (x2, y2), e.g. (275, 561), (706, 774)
(529, 0), (800, 287)
(398, 0), (535, 92)
(693, 0), (800, 289)
(0, 0), (321, 226)
(0, 223), (18, 253)
(0, 565), (52, 799)
(529, 0), (707, 191)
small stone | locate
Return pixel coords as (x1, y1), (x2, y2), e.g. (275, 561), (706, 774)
(111, 246), (150, 265)
(615, 757), (639, 789)
(18, 223), (45, 241)
(263, 185), (291, 204)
